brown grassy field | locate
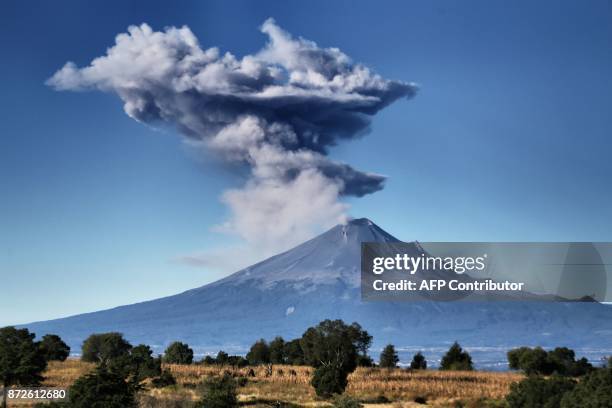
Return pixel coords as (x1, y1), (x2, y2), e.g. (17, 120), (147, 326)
(26, 359), (522, 407)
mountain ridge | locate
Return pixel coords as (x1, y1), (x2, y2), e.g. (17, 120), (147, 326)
(19, 218), (612, 368)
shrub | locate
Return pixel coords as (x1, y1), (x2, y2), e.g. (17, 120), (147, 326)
(332, 394), (363, 408)
(195, 374), (238, 408)
(410, 352), (427, 370)
(151, 369), (176, 388)
(81, 333), (131, 363)
(68, 366), (137, 407)
(561, 366), (612, 407)
(163, 341), (193, 365)
(440, 342), (473, 371)
(39, 334), (70, 362)
(506, 375), (575, 408)
(379, 344), (399, 368)
(311, 365), (349, 398)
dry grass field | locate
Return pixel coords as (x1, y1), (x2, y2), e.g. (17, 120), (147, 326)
(14, 359), (522, 407)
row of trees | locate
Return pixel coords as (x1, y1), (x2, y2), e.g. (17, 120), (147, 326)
(505, 358), (612, 407)
(507, 346), (593, 376)
(2, 321), (610, 407)
(504, 346), (611, 407)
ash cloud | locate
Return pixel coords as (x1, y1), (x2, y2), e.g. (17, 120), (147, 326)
(48, 19), (416, 253)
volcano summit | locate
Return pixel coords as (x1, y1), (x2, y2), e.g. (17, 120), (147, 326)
(21, 219), (612, 368)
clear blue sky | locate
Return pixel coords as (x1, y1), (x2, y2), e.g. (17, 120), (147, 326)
(2, 0), (611, 326)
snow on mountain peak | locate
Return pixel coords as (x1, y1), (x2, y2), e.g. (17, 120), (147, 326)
(218, 218), (400, 289)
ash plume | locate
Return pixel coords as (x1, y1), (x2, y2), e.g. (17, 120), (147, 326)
(48, 19), (416, 252)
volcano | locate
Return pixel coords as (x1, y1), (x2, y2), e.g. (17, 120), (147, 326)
(21, 218), (612, 368)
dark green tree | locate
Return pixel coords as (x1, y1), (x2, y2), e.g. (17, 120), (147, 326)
(283, 339), (305, 365)
(410, 352), (427, 370)
(269, 336), (285, 364)
(506, 375), (575, 408)
(195, 374), (238, 408)
(379, 344), (399, 368)
(561, 366), (612, 407)
(227, 355), (248, 368)
(440, 342), (473, 371)
(311, 364), (349, 398)
(348, 322), (373, 361)
(300, 320), (362, 397)
(125, 344), (161, 382)
(216, 350), (229, 365)
(81, 333), (131, 364)
(518, 347), (549, 375)
(548, 347), (593, 376)
(0, 327), (47, 408)
(507, 347), (531, 370)
(163, 341), (193, 365)
(246, 339), (270, 365)
(67, 365), (137, 408)
(39, 334), (70, 362)
(201, 355), (216, 365)
(508, 346), (593, 377)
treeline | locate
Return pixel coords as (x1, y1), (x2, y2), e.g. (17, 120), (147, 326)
(2, 321), (612, 407)
(504, 346), (612, 407)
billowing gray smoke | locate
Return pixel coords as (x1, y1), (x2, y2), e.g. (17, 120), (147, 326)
(48, 19), (416, 252)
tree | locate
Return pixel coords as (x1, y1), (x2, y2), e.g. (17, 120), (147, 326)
(125, 344), (161, 382)
(201, 355), (216, 365)
(81, 333), (131, 364)
(216, 350), (229, 366)
(39, 334), (70, 362)
(506, 375), (575, 408)
(561, 366), (612, 407)
(379, 344), (399, 368)
(67, 365), (137, 408)
(507, 346), (593, 377)
(410, 352), (427, 370)
(227, 355), (248, 368)
(300, 320), (363, 397)
(348, 322), (373, 360)
(519, 347), (549, 376)
(0, 327), (47, 408)
(246, 339), (270, 365)
(548, 347), (593, 377)
(507, 347), (531, 370)
(163, 341), (193, 365)
(283, 339), (304, 365)
(269, 337), (285, 364)
(195, 374), (238, 408)
(440, 342), (473, 371)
